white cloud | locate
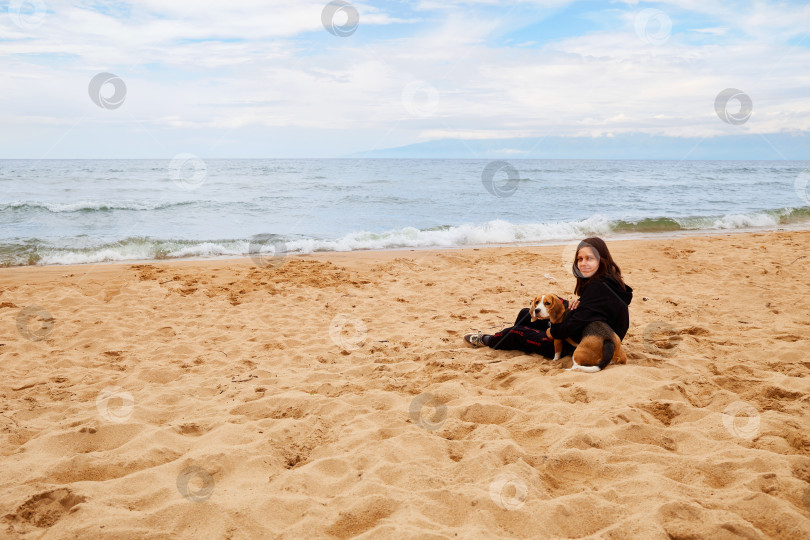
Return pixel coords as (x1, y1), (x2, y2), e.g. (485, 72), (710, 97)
(1, 0), (809, 157)
(690, 27), (728, 36)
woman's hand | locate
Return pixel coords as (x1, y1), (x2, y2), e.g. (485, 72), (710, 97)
(570, 299), (580, 310)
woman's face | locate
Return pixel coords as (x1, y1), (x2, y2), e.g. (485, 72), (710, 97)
(576, 246), (599, 278)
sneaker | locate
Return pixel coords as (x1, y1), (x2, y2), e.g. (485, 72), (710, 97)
(464, 332), (487, 347)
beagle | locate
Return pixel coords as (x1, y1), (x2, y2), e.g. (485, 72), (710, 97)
(569, 321), (627, 373)
(529, 294), (576, 361)
(529, 293), (626, 372)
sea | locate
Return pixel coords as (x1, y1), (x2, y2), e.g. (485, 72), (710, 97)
(1, 159), (809, 267)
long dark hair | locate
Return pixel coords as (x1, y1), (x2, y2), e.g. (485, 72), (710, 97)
(572, 237), (626, 296)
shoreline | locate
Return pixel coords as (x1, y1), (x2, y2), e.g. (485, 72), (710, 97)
(4, 223), (810, 272)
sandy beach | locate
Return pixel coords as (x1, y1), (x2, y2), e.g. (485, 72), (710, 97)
(1, 230), (809, 539)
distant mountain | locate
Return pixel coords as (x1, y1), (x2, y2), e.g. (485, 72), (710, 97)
(349, 133), (810, 160)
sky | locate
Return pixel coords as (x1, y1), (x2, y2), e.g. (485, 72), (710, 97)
(1, 0), (809, 158)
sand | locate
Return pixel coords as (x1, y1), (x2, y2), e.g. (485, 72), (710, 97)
(1, 230), (809, 539)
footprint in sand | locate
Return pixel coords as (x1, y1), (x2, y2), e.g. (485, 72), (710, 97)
(5, 489), (86, 532)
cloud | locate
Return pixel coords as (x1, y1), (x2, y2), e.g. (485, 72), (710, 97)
(690, 27), (728, 36)
(1, 0), (808, 157)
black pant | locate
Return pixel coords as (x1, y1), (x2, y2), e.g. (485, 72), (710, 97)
(488, 308), (575, 358)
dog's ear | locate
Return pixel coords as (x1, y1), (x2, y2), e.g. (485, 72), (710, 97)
(529, 298), (538, 321)
(549, 297), (565, 323)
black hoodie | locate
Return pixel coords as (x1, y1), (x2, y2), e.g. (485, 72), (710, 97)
(549, 275), (633, 343)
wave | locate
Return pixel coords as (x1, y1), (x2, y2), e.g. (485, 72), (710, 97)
(0, 200), (195, 213)
(284, 217), (613, 253)
(3, 207), (809, 266)
(614, 206), (810, 232)
(0, 238), (250, 267)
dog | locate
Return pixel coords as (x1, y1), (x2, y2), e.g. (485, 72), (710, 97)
(529, 294), (626, 372)
(529, 294), (576, 361)
(568, 321), (627, 373)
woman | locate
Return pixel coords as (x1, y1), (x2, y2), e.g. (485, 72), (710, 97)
(464, 237), (632, 359)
